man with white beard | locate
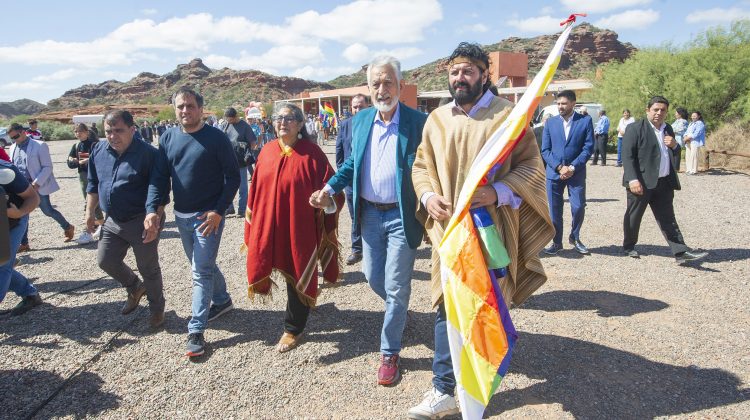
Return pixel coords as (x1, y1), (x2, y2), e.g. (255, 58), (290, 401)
(310, 55), (427, 387)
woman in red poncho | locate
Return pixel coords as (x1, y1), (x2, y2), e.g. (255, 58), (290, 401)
(244, 103), (344, 353)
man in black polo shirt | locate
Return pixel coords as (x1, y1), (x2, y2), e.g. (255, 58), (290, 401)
(86, 110), (168, 328)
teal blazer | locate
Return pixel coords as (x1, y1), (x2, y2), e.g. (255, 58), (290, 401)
(327, 103), (427, 249)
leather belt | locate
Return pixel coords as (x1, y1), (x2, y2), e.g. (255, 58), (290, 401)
(363, 199), (398, 211)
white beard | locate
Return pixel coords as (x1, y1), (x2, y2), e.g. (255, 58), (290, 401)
(374, 96), (398, 113)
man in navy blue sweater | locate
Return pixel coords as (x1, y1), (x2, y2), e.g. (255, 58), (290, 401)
(149, 87), (240, 357)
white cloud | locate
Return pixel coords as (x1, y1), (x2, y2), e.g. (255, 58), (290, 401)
(342, 43), (422, 65)
(560, 0), (652, 14)
(469, 23), (489, 33)
(0, 81), (53, 92)
(507, 15), (562, 34)
(291, 65), (357, 81)
(595, 9), (659, 30)
(141, 8), (158, 16)
(32, 68), (78, 82)
(541, 6), (555, 15)
(373, 47), (423, 60)
(343, 43), (371, 63)
(685, 7), (750, 24)
(204, 45), (325, 74)
(285, 0), (442, 44)
(0, 1), (441, 71)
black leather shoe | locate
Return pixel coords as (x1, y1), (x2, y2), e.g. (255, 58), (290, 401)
(568, 237), (590, 254)
(346, 253), (363, 265)
(623, 249), (640, 258)
(543, 243), (562, 255)
(675, 250), (708, 264)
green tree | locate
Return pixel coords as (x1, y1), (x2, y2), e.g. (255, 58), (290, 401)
(589, 20), (750, 130)
(156, 107), (176, 121)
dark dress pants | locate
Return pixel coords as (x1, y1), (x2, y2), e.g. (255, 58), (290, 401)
(284, 282), (310, 336)
(97, 215), (165, 313)
(623, 177), (690, 255)
(592, 134), (608, 164)
(547, 175), (586, 245)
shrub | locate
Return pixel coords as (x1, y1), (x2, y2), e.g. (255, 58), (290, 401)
(156, 107), (176, 122)
(706, 121), (750, 171)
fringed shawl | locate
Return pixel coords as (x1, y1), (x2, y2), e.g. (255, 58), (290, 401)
(244, 139), (344, 307)
(412, 97), (555, 308)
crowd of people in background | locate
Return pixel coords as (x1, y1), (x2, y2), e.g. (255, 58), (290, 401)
(0, 43), (714, 419)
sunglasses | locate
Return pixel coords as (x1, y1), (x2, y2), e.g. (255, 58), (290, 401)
(272, 116), (298, 123)
(9, 132), (21, 140)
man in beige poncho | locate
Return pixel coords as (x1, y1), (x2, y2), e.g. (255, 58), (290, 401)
(408, 42), (554, 419)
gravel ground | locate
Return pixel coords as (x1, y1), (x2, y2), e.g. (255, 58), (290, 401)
(1, 139), (748, 419)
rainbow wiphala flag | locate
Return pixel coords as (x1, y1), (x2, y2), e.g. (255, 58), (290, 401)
(437, 18), (579, 420)
(319, 102), (338, 128)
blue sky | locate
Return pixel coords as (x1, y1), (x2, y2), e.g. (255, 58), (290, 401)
(1, 0), (749, 104)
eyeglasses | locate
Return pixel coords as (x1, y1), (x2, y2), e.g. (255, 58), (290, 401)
(9, 132), (21, 140)
(272, 116), (298, 123)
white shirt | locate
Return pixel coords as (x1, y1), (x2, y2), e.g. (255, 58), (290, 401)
(650, 121), (671, 178)
(618, 117), (635, 136)
(561, 113), (574, 141)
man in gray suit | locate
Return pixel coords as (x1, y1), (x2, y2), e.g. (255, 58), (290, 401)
(8, 123), (75, 249)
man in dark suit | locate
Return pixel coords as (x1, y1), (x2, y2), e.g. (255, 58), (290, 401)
(541, 90), (594, 255)
(140, 121), (154, 144)
(621, 96), (707, 264)
(310, 55), (426, 387)
(335, 93), (369, 265)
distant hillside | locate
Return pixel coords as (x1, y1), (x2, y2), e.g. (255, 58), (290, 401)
(329, 23), (637, 91)
(47, 58), (335, 111)
(43, 23), (636, 116)
(0, 99), (47, 119)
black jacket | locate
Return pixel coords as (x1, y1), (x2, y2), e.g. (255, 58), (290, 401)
(622, 118), (681, 190)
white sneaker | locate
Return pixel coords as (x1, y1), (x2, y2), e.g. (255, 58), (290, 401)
(92, 226), (102, 241)
(75, 231), (94, 244)
(407, 387), (460, 419)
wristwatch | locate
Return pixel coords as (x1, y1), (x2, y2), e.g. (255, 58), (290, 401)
(568, 165), (575, 172)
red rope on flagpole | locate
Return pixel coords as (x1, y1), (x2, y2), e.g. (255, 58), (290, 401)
(560, 13), (587, 26)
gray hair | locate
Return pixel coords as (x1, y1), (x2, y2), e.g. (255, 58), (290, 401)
(272, 102), (312, 141)
(273, 102), (305, 122)
(366, 55), (402, 86)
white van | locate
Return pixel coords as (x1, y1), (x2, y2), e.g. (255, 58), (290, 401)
(533, 103), (603, 128)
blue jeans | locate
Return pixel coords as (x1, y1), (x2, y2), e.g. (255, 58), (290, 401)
(0, 216), (37, 302)
(617, 136), (623, 164)
(360, 201), (417, 355)
(345, 188), (362, 254)
(433, 303), (455, 395)
(175, 214), (231, 334)
(23, 194), (72, 245)
(228, 167), (249, 215)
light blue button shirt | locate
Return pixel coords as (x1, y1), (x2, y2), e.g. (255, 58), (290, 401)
(360, 104), (400, 204)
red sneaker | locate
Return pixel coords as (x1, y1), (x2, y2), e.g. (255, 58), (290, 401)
(377, 354), (401, 385)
